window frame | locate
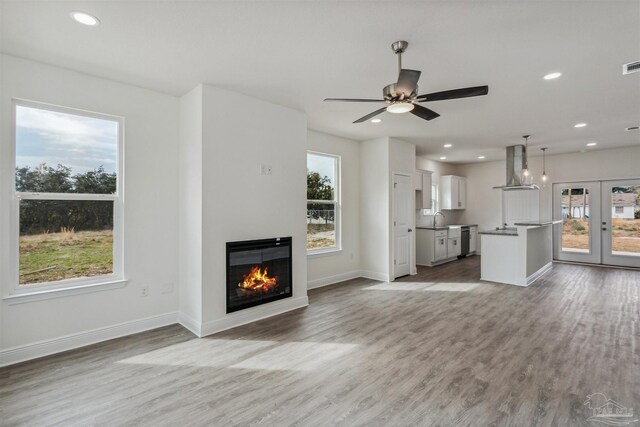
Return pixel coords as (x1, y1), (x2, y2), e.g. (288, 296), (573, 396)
(306, 151), (341, 255)
(7, 99), (125, 299)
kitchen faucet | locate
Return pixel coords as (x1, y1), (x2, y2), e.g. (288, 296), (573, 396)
(433, 211), (445, 228)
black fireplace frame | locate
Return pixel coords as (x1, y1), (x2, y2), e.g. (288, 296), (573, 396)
(226, 237), (293, 313)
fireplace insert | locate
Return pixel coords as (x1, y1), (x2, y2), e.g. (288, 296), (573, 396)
(226, 237), (292, 313)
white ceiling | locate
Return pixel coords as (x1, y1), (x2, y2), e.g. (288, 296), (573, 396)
(1, 1), (639, 163)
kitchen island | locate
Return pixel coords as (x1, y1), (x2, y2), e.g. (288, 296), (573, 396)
(479, 221), (560, 286)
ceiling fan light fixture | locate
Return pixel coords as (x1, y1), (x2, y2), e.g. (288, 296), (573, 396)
(70, 11), (100, 26)
(386, 102), (414, 114)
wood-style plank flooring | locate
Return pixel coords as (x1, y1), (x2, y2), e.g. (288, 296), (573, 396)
(1, 256), (639, 426)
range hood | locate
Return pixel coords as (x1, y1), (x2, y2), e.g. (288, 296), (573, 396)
(492, 145), (540, 191)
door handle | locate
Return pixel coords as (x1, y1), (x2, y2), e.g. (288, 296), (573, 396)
(408, 229), (413, 232)
(602, 227), (607, 231)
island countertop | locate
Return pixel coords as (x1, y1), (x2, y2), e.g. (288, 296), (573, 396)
(513, 220), (563, 226)
(478, 228), (518, 236)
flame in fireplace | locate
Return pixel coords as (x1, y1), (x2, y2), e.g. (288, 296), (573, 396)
(239, 266), (278, 294)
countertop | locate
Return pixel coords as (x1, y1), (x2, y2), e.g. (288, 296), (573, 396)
(513, 220), (563, 226)
(478, 228), (518, 236)
(416, 224), (478, 230)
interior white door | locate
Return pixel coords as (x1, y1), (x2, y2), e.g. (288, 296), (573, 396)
(601, 179), (640, 268)
(393, 173), (412, 278)
(553, 182), (601, 264)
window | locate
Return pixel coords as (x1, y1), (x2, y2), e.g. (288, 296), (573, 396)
(307, 152), (340, 253)
(424, 184), (439, 215)
(12, 100), (123, 291)
(615, 206), (624, 214)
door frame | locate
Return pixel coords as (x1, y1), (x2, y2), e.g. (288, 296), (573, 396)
(391, 172), (414, 279)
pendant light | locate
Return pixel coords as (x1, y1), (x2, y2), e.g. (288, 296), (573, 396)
(520, 135), (532, 185)
(540, 147), (548, 186)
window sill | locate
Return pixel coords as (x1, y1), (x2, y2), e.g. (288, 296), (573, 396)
(3, 279), (128, 305)
(307, 248), (343, 258)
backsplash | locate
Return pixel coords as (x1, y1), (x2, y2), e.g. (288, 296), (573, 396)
(416, 210), (465, 227)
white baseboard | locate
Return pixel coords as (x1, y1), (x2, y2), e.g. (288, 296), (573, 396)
(199, 296), (309, 337)
(526, 262), (553, 286)
(307, 270), (361, 290)
(178, 311), (202, 337)
(359, 270), (390, 282)
(0, 311), (179, 367)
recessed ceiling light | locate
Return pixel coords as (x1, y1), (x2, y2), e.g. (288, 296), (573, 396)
(574, 123), (587, 128)
(478, 156), (485, 159)
(543, 72), (562, 80)
(587, 142), (597, 146)
(443, 144), (453, 148)
(70, 11), (100, 26)
(439, 156), (447, 160)
(371, 118), (382, 123)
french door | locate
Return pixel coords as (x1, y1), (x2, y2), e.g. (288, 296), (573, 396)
(553, 182), (601, 264)
(602, 180), (640, 267)
(553, 180), (640, 268)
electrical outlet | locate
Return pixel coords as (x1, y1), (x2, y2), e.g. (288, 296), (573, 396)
(141, 285), (149, 297)
(260, 164), (272, 175)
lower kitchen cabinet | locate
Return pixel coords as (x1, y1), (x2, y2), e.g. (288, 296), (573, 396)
(417, 225), (477, 267)
(417, 229), (448, 266)
(434, 232), (447, 261)
(447, 237), (461, 257)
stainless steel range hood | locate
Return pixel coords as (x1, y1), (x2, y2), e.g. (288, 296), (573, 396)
(492, 145), (540, 190)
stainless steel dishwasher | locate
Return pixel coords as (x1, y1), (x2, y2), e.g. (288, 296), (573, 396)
(459, 226), (470, 258)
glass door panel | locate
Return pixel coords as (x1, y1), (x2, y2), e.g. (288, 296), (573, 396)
(602, 180), (640, 267)
(553, 182), (601, 264)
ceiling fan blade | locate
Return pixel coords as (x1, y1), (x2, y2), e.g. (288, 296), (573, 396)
(353, 107), (387, 123)
(324, 98), (386, 102)
(396, 69), (421, 97)
(417, 85), (489, 102)
(410, 105), (440, 121)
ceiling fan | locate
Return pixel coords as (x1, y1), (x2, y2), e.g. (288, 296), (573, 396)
(324, 41), (489, 123)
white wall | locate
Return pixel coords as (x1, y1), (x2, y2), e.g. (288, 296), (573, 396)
(198, 84), (308, 331)
(306, 130), (361, 288)
(415, 156), (464, 227)
(459, 145), (640, 232)
(359, 137), (390, 281)
(178, 85), (203, 327)
(0, 55), (180, 353)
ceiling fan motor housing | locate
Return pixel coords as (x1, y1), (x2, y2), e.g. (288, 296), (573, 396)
(383, 82), (418, 101)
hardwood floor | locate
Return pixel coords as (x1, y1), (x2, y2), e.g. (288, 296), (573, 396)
(1, 256), (639, 426)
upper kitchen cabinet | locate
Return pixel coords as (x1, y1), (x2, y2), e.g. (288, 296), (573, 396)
(414, 170), (432, 210)
(440, 175), (467, 210)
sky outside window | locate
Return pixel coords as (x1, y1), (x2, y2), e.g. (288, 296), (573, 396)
(16, 105), (118, 175)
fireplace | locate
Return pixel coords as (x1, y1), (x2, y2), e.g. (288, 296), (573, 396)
(226, 237), (292, 313)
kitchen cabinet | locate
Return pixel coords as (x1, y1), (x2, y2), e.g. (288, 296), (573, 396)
(469, 226), (477, 253)
(416, 229), (448, 266)
(447, 237), (461, 257)
(414, 170), (432, 210)
(447, 226), (462, 257)
(440, 175), (467, 210)
(435, 231), (447, 261)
